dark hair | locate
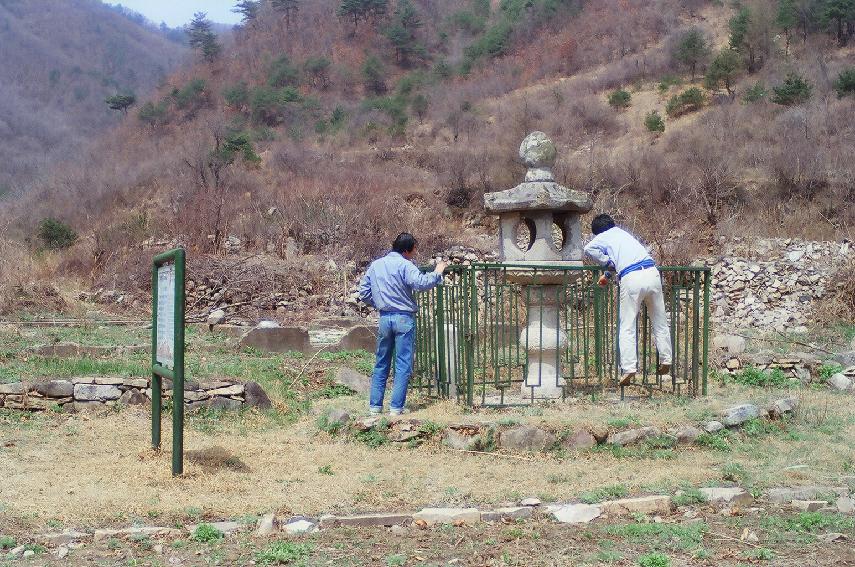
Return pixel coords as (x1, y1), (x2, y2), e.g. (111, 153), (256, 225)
(591, 214), (615, 235)
(392, 232), (417, 253)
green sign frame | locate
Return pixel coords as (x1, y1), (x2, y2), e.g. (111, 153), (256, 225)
(151, 248), (186, 476)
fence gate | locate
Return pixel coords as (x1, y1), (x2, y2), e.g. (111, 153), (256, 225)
(412, 264), (710, 407)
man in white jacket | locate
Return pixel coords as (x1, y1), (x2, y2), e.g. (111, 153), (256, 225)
(583, 214), (672, 386)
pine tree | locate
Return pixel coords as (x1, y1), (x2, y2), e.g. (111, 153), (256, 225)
(338, 0), (388, 34)
(271, 0), (300, 27)
(187, 12), (221, 63)
(674, 27), (710, 80)
(703, 49), (742, 96)
(384, 0), (424, 64)
(823, 0), (855, 46)
(233, 0), (261, 24)
(777, 0), (798, 54)
(105, 93), (136, 115)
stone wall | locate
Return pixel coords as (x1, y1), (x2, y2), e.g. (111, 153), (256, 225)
(0, 377), (270, 412)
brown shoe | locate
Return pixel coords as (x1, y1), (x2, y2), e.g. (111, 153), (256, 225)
(657, 363), (672, 376)
(619, 372), (636, 386)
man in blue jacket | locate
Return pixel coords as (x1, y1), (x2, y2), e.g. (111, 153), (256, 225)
(359, 233), (447, 415)
(584, 214), (672, 387)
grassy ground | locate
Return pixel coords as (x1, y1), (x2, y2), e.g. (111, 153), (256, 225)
(0, 321), (854, 565)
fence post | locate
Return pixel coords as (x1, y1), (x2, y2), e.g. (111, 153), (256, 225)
(436, 285), (447, 398)
(465, 268), (477, 407)
(702, 268), (711, 396)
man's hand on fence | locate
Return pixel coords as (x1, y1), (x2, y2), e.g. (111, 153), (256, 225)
(434, 261), (448, 274)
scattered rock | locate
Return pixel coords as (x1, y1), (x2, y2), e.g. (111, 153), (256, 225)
(34, 380), (74, 398)
(243, 381), (271, 409)
(207, 384), (245, 397)
(827, 373), (853, 391)
(699, 487), (753, 506)
(481, 507), (532, 522)
(73, 384), (121, 402)
(767, 486), (849, 503)
(704, 421), (725, 433)
(673, 425), (702, 445)
(412, 508), (480, 526)
(600, 496), (672, 517)
(55, 546), (69, 559)
(207, 309), (227, 327)
(713, 334), (747, 354)
(119, 389), (148, 405)
(551, 503), (602, 524)
(354, 415), (381, 431)
(792, 500), (827, 512)
(256, 513), (277, 536)
(334, 367), (371, 396)
(283, 519), (318, 534)
(324, 513), (414, 527)
(0, 382), (26, 395)
(768, 398), (798, 419)
(40, 529), (90, 546)
(721, 404), (760, 427)
(589, 424), (609, 443)
(443, 428), (482, 451)
(606, 426), (660, 447)
(499, 425), (557, 452)
(563, 429), (597, 450)
(324, 408), (351, 428)
(836, 496), (855, 515)
(520, 497), (541, 507)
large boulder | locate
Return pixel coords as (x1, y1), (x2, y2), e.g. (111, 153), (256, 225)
(499, 425), (556, 452)
(334, 367), (371, 396)
(606, 426), (660, 447)
(827, 373), (853, 391)
(73, 384), (121, 402)
(721, 404), (760, 427)
(34, 380), (74, 398)
(563, 429), (597, 451)
(244, 381), (272, 409)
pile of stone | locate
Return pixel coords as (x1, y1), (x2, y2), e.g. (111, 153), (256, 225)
(709, 237), (851, 332)
(0, 377), (270, 412)
(715, 344), (855, 393)
(322, 398), (796, 455)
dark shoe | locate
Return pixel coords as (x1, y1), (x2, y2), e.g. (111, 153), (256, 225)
(619, 372), (636, 386)
(657, 363), (672, 376)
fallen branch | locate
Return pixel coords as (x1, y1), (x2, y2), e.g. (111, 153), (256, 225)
(727, 332), (835, 355)
(708, 531), (763, 549)
(450, 449), (534, 462)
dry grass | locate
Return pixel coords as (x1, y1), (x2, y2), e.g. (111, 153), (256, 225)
(1, 381), (852, 529)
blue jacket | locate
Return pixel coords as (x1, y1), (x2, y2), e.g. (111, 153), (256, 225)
(358, 252), (442, 314)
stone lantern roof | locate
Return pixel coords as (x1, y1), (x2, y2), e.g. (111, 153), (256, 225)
(484, 132), (593, 214)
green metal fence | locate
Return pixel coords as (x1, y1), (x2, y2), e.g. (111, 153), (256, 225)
(412, 264), (710, 407)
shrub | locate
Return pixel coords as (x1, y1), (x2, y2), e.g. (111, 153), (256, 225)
(0, 536), (16, 549)
(697, 431), (731, 451)
(250, 86), (302, 125)
(268, 55), (300, 88)
(729, 366), (790, 388)
(818, 363), (843, 382)
(607, 88), (632, 109)
(672, 487), (708, 507)
(172, 79), (207, 110)
(464, 19), (512, 60)
(657, 75), (682, 93)
(743, 81), (767, 102)
(303, 56), (331, 88)
(580, 484), (628, 504)
(638, 552), (670, 567)
(644, 110), (665, 133)
(256, 541), (314, 565)
(771, 73), (812, 106)
(665, 87), (705, 117)
(38, 217), (77, 249)
(835, 68), (855, 98)
(223, 82), (249, 107)
(190, 523), (223, 543)
(362, 56), (387, 95)
(137, 100), (169, 127)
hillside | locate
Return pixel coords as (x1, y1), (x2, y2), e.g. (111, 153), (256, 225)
(1, 0), (854, 324)
(0, 0), (187, 194)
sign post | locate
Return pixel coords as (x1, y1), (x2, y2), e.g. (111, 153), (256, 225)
(151, 248), (186, 476)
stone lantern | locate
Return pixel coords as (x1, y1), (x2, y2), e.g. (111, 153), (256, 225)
(484, 132), (593, 398)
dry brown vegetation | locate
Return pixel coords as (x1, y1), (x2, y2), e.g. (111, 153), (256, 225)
(0, 0), (186, 192)
(1, 0), (854, 316)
